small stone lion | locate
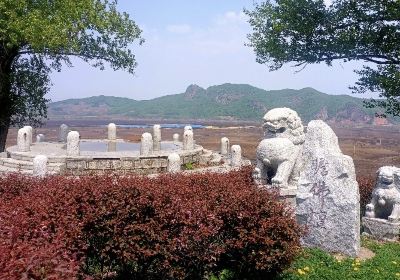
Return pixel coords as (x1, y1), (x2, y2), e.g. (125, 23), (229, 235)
(365, 166), (400, 223)
(253, 108), (305, 188)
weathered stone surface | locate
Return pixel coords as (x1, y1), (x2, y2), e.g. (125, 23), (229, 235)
(183, 130), (194, 150)
(231, 145), (242, 167)
(220, 137), (230, 155)
(67, 131), (80, 156)
(153, 124), (161, 151)
(59, 124), (69, 142)
(173, 133), (180, 143)
(108, 123), (117, 140)
(33, 155), (48, 177)
(253, 107), (305, 188)
(184, 125), (192, 132)
(167, 153), (181, 173)
(362, 217), (400, 241)
(17, 127), (30, 152)
(141, 133), (153, 156)
(36, 134), (45, 143)
(296, 120), (360, 257)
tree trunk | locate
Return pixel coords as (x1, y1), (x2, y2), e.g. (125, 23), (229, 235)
(0, 47), (16, 152)
(0, 121), (9, 152)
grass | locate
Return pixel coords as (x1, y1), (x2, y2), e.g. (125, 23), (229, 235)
(209, 238), (400, 280)
(277, 238), (400, 280)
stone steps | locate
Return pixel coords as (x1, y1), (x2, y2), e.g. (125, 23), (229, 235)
(8, 151), (66, 164)
(0, 157), (65, 173)
(0, 164), (32, 174)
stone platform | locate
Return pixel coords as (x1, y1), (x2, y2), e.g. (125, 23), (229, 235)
(362, 217), (400, 241)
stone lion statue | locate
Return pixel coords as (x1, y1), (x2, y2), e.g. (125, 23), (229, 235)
(253, 108), (305, 188)
(365, 166), (400, 223)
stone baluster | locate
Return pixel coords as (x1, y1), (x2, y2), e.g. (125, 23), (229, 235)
(59, 124), (69, 142)
(108, 123), (117, 140)
(183, 130), (194, 150)
(17, 127), (30, 152)
(67, 131), (80, 156)
(153, 124), (161, 151)
(221, 137), (230, 155)
(167, 153), (181, 173)
(33, 155), (48, 177)
(231, 145), (242, 167)
(140, 132), (153, 156)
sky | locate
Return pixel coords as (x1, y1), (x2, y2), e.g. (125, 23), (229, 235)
(48, 0), (362, 102)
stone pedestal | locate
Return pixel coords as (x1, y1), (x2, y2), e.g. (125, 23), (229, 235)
(173, 133), (180, 143)
(362, 217), (400, 241)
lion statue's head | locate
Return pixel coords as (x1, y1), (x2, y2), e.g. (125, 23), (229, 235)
(262, 107), (305, 145)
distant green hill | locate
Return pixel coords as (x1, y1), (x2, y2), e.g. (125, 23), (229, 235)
(48, 83), (396, 124)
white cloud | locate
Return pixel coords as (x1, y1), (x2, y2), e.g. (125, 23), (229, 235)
(166, 24), (192, 34)
(216, 11), (247, 26)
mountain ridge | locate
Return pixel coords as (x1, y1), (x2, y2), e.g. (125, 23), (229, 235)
(48, 83), (396, 124)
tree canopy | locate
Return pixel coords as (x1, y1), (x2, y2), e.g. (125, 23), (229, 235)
(246, 0), (400, 117)
(0, 0), (143, 151)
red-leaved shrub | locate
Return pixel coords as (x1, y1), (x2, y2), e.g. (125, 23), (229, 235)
(358, 176), (375, 216)
(0, 167), (303, 279)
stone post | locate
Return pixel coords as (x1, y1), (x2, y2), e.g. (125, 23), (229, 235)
(231, 145), (242, 167)
(67, 131), (80, 156)
(108, 123), (117, 140)
(183, 130), (194, 150)
(173, 133), (180, 143)
(221, 137), (230, 155)
(59, 124), (69, 142)
(17, 127), (30, 152)
(167, 153), (181, 173)
(184, 125), (193, 132)
(153, 124), (161, 151)
(140, 132), (153, 156)
(23, 126), (33, 146)
(33, 155), (48, 177)
(36, 134), (45, 143)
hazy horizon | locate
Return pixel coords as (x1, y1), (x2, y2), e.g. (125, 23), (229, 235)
(48, 0), (370, 102)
